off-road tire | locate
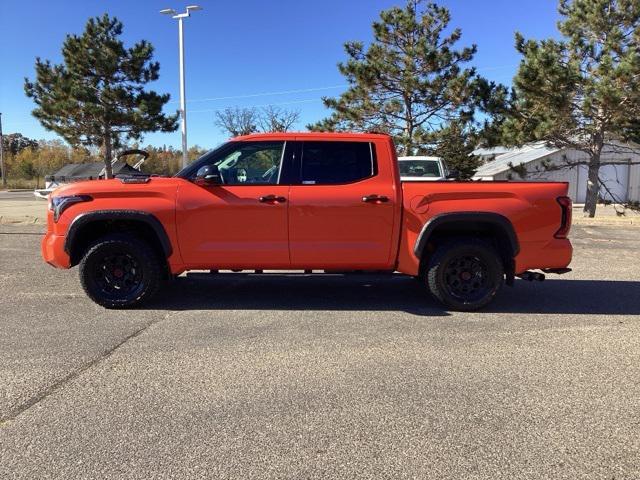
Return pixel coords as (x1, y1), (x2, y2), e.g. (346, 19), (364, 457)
(426, 238), (504, 311)
(79, 233), (164, 309)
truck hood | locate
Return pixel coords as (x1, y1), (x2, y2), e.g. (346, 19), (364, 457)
(50, 177), (183, 199)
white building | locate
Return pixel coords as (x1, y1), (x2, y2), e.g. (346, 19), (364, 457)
(473, 142), (640, 203)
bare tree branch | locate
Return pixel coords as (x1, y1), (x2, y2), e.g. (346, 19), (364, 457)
(259, 106), (300, 133)
(214, 107), (259, 137)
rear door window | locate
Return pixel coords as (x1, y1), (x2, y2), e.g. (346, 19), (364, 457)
(399, 160), (442, 177)
(299, 142), (375, 185)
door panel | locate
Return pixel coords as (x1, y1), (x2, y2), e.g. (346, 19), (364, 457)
(288, 182), (396, 269)
(176, 183), (290, 268)
(174, 140), (292, 269)
(287, 140), (396, 269)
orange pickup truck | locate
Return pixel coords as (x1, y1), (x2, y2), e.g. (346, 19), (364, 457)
(42, 132), (572, 311)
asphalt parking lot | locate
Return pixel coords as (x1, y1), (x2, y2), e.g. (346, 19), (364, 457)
(1, 224), (639, 479)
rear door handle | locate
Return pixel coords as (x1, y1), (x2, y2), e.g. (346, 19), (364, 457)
(362, 194), (389, 203)
(259, 194), (286, 203)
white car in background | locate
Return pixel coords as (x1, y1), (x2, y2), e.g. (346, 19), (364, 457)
(398, 156), (449, 181)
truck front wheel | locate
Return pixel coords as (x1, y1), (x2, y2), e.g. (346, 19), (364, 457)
(79, 234), (164, 309)
(426, 239), (504, 311)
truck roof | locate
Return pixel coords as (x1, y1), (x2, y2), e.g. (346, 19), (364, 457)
(233, 132), (392, 141)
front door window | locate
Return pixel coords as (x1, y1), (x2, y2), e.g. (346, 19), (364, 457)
(214, 142), (285, 185)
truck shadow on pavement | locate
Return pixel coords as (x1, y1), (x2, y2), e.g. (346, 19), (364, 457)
(149, 274), (640, 316)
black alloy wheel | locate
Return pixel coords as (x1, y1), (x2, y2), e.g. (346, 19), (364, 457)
(442, 254), (491, 303)
(426, 239), (504, 311)
(79, 234), (164, 308)
(92, 252), (144, 301)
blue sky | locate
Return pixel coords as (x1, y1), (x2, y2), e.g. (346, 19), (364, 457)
(0, 0), (560, 150)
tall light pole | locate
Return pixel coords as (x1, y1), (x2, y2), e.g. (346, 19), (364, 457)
(160, 5), (202, 169)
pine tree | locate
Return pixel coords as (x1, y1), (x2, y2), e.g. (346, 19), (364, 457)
(502, 0), (640, 217)
(430, 120), (480, 179)
(308, 0), (504, 158)
(24, 14), (178, 179)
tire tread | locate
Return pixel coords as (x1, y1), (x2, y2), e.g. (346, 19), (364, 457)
(79, 233), (163, 309)
(425, 238), (504, 311)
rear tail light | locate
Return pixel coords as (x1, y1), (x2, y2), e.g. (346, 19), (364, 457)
(555, 196), (572, 239)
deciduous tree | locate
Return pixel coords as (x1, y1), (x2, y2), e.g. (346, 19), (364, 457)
(214, 107), (259, 137)
(2, 133), (38, 156)
(215, 105), (301, 136)
(259, 106), (300, 132)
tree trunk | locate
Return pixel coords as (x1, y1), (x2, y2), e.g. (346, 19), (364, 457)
(583, 150), (601, 218)
(402, 124), (413, 156)
(103, 134), (113, 179)
(403, 139), (412, 156)
(403, 98), (414, 157)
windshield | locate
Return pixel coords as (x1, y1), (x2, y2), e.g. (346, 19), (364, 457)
(398, 159), (442, 177)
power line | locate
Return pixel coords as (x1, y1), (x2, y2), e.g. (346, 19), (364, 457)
(190, 98), (323, 114)
(2, 96), (328, 125)
(174, 85), (347, 104)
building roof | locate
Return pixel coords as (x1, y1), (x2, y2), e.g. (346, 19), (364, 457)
(46, 161), (138, 181)
(472, 146), (517, 157)
(473, 142), (561, 177)
(50, 163), (81, 178)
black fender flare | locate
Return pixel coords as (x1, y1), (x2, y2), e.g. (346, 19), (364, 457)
(413, 212), (519, 259)
(64, 210), (173, 257)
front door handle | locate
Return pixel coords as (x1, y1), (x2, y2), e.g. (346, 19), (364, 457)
(362, 194), (389, 203)
(259, 194), (287, 203)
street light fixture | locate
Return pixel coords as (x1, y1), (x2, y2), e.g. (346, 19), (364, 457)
(160, 5), (202, 169)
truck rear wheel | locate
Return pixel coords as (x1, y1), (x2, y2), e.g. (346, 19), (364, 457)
(426, 239), (504, 311)
(79, 234), (164, 309)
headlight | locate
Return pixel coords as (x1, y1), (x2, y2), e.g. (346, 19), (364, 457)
(50, 195), (92, 222)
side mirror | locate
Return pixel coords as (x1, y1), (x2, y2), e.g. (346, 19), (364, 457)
(195, 165), (221, 185)
(446, 169), (460, 180)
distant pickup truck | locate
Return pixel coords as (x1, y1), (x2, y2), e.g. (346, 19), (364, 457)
(42, 132), (572, 311)
(398, 155), (449, 180)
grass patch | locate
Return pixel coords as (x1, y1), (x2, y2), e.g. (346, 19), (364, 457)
(2, 178), (40, 190)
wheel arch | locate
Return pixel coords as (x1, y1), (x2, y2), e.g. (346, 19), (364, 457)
(64, 210), (172, 267)
(414, 212), (519, 283)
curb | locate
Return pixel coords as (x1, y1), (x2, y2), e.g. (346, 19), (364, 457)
(572, 217), (639, 226)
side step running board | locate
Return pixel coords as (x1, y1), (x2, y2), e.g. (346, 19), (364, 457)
(542, 268), (572, 274)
